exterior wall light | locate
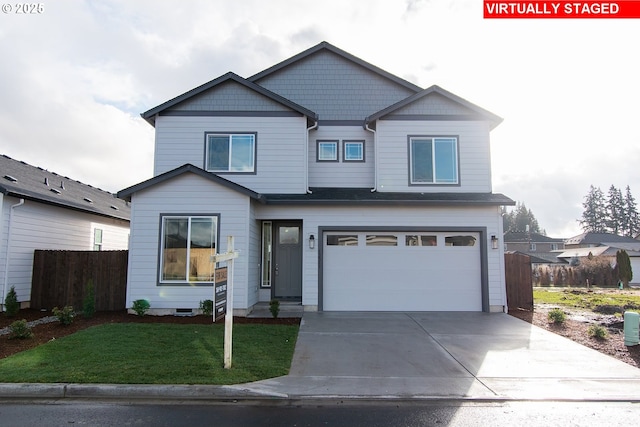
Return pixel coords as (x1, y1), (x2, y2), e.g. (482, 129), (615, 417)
(491, 235), (498, 250)
(309, 234), (315, 249)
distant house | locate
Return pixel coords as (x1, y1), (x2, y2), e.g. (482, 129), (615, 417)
(503, 231), (565, 264)
(118, 42), (514, 315)
(0, 155), (131, 308)
(558, 232), (640, 285)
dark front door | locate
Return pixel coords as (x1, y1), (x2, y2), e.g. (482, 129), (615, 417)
(273, 221), (302, 300)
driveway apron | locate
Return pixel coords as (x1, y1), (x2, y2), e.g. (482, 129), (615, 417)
(235, 311), (640, 400)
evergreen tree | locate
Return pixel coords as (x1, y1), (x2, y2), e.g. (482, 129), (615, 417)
(502, 202), (543, 234)
(606, 185), (624, 234)
(623, 186), (640, 237)
(580, 185), (607, 232)
(616, 249), (633, 288)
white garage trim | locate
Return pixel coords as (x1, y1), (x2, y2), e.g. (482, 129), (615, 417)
(318, 226), (489, 312)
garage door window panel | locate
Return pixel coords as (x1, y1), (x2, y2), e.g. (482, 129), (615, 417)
(327, 235), (359, 246)
(445, 235), (477, 247)
(406, 235), (438, 246)
(366, 235), (398, 246)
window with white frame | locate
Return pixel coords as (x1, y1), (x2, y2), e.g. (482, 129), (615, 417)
(343, 140), (364, 161)
(206, 133), (256, 172)
(93, 228), (103, 251)
(160, 215), (218, 284)
(409, 136), (459, 184)
(317, 140), (338, 161)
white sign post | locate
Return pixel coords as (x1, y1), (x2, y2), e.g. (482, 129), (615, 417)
(210, 236), (239, 369)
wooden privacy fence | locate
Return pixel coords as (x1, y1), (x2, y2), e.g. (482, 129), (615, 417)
(504, 252), (533, 311)
(31, 250), (128, 311)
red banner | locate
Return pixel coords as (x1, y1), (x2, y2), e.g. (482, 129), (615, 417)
(484, 1), (640, 18)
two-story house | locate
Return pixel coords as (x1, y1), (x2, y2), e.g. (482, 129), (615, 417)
(118, 42), (514, 315)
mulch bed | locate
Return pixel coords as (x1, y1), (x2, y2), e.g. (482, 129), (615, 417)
(0, 309), (300, 360)
(509, 307), (640, 369)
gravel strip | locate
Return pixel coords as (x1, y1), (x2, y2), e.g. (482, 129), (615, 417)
(0, 316), (58, 336)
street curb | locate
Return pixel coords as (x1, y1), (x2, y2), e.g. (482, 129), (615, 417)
(0, 383), (287, 401)
(2, 383), (640, 403)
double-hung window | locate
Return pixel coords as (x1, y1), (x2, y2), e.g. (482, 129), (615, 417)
(160, 215), (218, 284)
(409, 136), (459, 184)
(206, 133), (256, 173)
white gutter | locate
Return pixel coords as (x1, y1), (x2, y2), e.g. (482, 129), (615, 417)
(365, 122), (377, 192)
(2, 198), (24, 311)
(306, 120), (319, 193)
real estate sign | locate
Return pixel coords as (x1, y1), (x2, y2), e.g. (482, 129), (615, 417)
(214, 266), (227, 322)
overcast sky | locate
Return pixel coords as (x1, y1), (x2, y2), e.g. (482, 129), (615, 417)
(1, 0), (638, 238)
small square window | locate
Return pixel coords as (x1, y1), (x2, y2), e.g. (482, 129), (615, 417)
(343, 141), (364, 162)
(317, 140), (338, 162)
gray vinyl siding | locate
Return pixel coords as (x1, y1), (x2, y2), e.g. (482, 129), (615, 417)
(376, 120), (493, 193)
(254, 50), (416, 121)
(253, 204), (506, 311)
(168, 80), (291, 112)
(153, 115), (308, 194)
(0, 195), (129, 304)
(390, 91), (477, 116)
(126, 173), (252, 311)
(308, 126), (374, 188)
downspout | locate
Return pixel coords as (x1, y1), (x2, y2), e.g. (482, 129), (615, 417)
(306, 119), (319, 194)
(2, 198), (24, 311)
(364, 121), (377, 192)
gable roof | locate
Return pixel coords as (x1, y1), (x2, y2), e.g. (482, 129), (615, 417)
(117, 163), (264, 203)
(565, 232), (639, 246)
(249, 41), (423, 93)
(141, 72), (318, 126)
(504, 231), (565, 243)
(0, 154), (130, 221)
(365, 85), (503, 130)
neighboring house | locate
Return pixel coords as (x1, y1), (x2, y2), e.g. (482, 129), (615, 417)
(0, 155), (131, 308)
(503, 231), (565, 265)
(118, 42), (514, 315)
(558, 232), (640, 284)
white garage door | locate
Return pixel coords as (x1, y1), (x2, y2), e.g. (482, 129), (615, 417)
(323, 231), (482, 311)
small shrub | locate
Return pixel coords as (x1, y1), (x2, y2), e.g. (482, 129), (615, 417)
(548, 308), (566, 324)
(52, 306), (75, 325)
(269, 299), (280, 319)
(588, 325), (608, 340)
(9, 319), (33, 339)
(199, 299), (213, 316)
(83, 280), (96, 319)
(4, 286), (19, 317)
(132, 299), (150, 316)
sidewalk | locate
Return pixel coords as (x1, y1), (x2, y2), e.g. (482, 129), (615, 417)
(2, 312), (640, 402)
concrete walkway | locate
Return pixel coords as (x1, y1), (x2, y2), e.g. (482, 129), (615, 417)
(2, 312), (640, 402)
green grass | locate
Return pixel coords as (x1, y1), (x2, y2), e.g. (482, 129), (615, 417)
(534, 289), (640, 315)
(0, 323), (298, 384)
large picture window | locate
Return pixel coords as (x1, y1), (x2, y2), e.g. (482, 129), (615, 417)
(409, 137), (458, 184)
(160, 215), (218, 284)
(206, 133), (256, 172)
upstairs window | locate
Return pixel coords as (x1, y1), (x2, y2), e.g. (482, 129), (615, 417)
(206, 133), (256, 173)
(317, 140), (338, 161)
(343, 140), (364, 161)
(409, 137), (458, 185)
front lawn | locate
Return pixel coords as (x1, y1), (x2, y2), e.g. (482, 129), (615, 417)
(0, 323), (298, 384)
(533, 288), (640, 314)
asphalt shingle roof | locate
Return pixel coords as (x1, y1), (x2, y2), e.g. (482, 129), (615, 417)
(0, 155), (130, 221)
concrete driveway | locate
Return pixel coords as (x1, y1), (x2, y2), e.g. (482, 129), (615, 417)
(238, 312), (640, 400)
